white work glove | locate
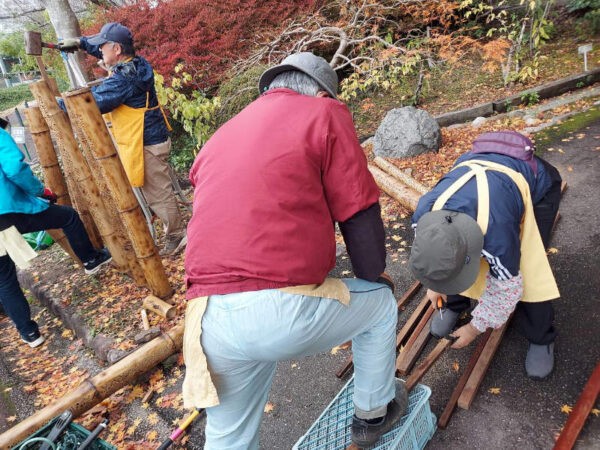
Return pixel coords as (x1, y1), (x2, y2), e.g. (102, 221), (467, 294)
(57, 37), (80, 53)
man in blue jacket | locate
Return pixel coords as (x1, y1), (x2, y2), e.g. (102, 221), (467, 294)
(0, 117), (111, 348)
(59, 23), (186, 256)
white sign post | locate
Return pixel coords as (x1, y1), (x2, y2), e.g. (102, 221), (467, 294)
(578, 44), (593, 72)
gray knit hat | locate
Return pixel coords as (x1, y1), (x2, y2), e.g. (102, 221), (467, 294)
(409, 210), (484, 295)
(258, 52), (338, 98)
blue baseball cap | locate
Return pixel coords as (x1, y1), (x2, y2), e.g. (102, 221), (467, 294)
(88, 22), (133, 47)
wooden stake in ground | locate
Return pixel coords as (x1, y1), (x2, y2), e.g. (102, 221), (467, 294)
(23, 106), (81, 265)
(62, 87), (173, 299)
(29, 79), (131, 273)
(0, 323), (184, 449)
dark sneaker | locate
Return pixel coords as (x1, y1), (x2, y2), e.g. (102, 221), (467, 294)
(21, 330), (45, 348)
(160, 233), (187, 256)
(430, 307), (460, 339)
(351, 379), (408, 447)
(526, 342), (554, 380)
(83, 248), (112, 275)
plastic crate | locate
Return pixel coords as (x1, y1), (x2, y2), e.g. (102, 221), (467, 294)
(293, 377), (436, 450)
(12, 417), (116, 450)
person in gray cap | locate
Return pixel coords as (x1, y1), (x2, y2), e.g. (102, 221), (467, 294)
(181, 51), (407, 449)
(409, 131), (562, 380)
(58, 23), (186, 256)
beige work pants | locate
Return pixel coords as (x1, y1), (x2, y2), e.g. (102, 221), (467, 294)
(142, 138), (184, 236)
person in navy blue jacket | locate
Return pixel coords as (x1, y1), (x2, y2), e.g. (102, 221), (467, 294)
(410, 131), (562, 380)
(58, 23), (186, 256)
(0, 117), (111, 348)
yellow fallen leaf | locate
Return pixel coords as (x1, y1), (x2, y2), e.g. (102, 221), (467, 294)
(391, 235), (401, 241)
(547, 248), (559, 254)
(146, 430), (158, 441)
(341, 270), (351, 276)
(6, 416), (16, 423)
(557, 149), (565, 153)
(567, 166), (573, 172)
(452, 361), (460, 372)
(264, 401), (275, 413)
(488, 387), (501, 395)
(561, 404), (573, 414)
(147, 412), (159, 425)
(291, 363), (298, 369)
(590, 408), (600, 417)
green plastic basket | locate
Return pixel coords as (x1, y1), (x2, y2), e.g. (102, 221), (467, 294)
(12, 417), (115, 450)
(293, 377), (436, 450)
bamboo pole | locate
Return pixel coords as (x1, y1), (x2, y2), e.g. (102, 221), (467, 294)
(62, 87), (173, 299)
(23, 106), (81, 265)
(143, 295), (176, 319)
(27, 83), (103, 250)
(368, 165), (421, 212)
(74, 118), (146, 286)
(372, 157), (429, 195)
(29, 80), (131, 273)
(0, 323), (184, 449)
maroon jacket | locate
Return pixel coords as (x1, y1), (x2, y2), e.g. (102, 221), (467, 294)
(185, 88), (381, 299)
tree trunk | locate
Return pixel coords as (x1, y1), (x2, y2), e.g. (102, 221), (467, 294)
(42, 0), (89, 87)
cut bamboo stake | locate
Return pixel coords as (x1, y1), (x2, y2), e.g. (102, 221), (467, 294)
(336, 281), (422, 379)
(368, 165), (421, 212)
(457, 321), (509, 409)
(0, 323), (184, 449)
(23, 106), (81, 265)
(553, 361), (600, 450)
(143, 295), (176, 319)
(372, 157), (429, 195)
(141, 309), (150, 330)
(395, 295), (430, 350)
(438, 328), (493, 428)
(62, 87), (173, 298)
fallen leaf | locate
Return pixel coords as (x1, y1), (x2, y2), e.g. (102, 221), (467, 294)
(264, 401), (275, 413)
(146, 430), (158, 441)
(488, 387), (501, 395)
(6, 416), (16, 423)
(567, 166), (573, 172)
(561, 404), (573, 414)
(452, 361), (460, 372)
(547, 247), (559, 254)
(590, 408), (600, 417)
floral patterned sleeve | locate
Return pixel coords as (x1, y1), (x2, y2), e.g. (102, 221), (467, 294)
(470, 272), (523, 332)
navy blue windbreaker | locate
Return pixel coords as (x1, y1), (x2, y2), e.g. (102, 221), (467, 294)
(80, 37), (169, 146)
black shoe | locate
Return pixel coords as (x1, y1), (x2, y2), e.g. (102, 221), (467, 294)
(21, 329), (45, 348)
(351, 379), (408, 447)
(83, 248), (112, 275)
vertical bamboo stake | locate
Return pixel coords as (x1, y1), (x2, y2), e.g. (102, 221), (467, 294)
(23, 106), (81, 265)
(76, 125), (146, 286)
(62, 87), (173, 299)
(29, 79), (131, 273)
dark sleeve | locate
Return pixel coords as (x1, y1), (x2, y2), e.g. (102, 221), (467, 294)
(79, 37), (103, 60)
(90, 74), (135, 114)
(339, 202), (386, 281)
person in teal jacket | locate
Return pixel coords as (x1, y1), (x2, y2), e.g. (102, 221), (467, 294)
(0, 118), (111, 347)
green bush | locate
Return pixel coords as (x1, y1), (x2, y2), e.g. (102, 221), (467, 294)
(215, 65), (264, 129)
(567, 0), (600, 13)
(169, 120), (199, 174)
(0, 83), (34, 111)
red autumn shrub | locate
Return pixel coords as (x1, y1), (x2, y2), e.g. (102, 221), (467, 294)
(83, 0), (319, 90)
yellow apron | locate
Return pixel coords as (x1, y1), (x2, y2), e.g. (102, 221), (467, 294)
(432, 160), (559, 303)
(106, 92), (172, 188)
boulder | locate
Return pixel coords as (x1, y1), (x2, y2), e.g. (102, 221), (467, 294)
(373, 107), (441, 158)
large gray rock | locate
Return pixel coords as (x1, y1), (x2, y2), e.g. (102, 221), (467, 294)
(373, 107), (442, 158)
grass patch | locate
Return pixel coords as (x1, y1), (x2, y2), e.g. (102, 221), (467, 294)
(0, 84), (34, 112)
(535, 106), (600, 151)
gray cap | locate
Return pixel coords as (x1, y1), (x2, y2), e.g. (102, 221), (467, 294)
(409, 210), (484, 295)
(258, 52), (338, 98)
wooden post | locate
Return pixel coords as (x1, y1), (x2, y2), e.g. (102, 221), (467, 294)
(29, 80), (131, 273)
(62, 87), (173, 299)
(0, 323), (184, 449)
(368, 165), (421, 212)
(23, 106), (81, 265)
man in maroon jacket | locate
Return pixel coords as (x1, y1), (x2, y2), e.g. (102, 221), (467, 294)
(183, 52), (406, 449)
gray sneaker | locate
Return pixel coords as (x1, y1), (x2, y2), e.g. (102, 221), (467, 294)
(525, 342), (554, 380)
(160, 233), (187, 256)
(430, 307), (460, 339)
